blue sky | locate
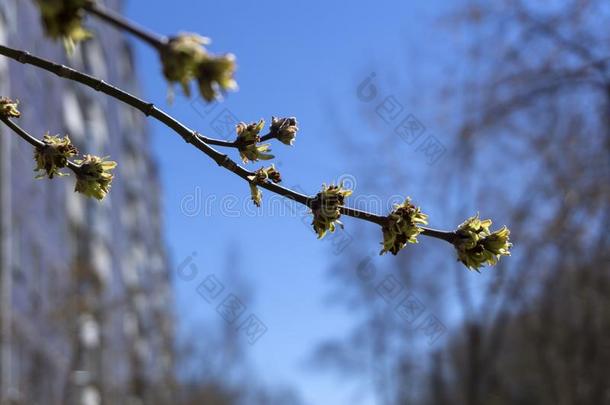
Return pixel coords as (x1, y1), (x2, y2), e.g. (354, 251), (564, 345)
(124, 1), (453, 403)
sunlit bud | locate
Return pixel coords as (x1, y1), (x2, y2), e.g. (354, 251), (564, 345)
(249, 183), (263, 207)
(34, 133), (78, 179)
(246, 165), (282, 207)
(261, 164), (282, 184)
(311, 182), (352, 239)
(73, 154), (117, 200)
(0, 97), (21, 118)
(380, 198), (428, 255)
(236, 119), (274, 163)
(482, 226), (512, 257)
(269, 116), (299, 146)
(160, 33), (237, 102)
(197, 53), (238, 102)
(160, 33), (209, 97)
(454, 214), (512, 271)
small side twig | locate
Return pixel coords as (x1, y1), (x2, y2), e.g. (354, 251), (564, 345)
(259, 132), (275, 142)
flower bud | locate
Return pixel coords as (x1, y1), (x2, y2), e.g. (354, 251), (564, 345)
(0, 97), (21, 118)
(269, 117), (299, 146)
(249, 183), (263, 207)
(236, 120), (274, 163)
(482, 226), (511, 256)
(160, 33), (209, 97)
(246, 165), (282, 207)
(34, 134), (78, 179)
(160, 33), (237, 102)
(311, 183), (352, 238)
(380, 198), (428, 255)
(197, 53), (238, 102)
(73, 154), (117, 200)
(454, 214), (512, 271)
(261, 164), (282, 184)
(35, 0), (91, 53)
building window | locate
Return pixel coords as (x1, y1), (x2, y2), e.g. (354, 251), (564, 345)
(62, 90), (86, 141)
(0, 0), (17, 35)
(66, 181), (86, 227)
(82, 38), (108, 80)
(85, 102), (110, 154)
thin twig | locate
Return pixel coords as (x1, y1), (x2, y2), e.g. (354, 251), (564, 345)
(421, 227), (458, 244)
(0, 116), (81, 173)
(84, 2), (167, 50)
(196, 135), (237, 148)
(259, 132), (275, 142)
(0, 44), (458, 244)
(0, 116), (44, 148)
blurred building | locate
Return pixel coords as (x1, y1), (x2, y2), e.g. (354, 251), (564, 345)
(0, 1), (174, 404)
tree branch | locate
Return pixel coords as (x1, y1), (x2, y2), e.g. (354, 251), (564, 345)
(0, 44), (458, 245)
(0, 116), (81, 173)
(0, 115), (44, 148)
(84, 1), (167, 51)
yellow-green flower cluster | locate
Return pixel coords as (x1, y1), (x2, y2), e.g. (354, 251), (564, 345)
(251, 164), (282, 184)
(0, 97), (21, 118)
(160, 33), (237, 102)
(269, 117), (299, 146)
(311, 183), (353, 238)
(197, 53), (237, 102)
(454, 214), (512, 271)
(35, 0), (91, 53)
(34, 134), (78, 179)
(161, 34), (209, 96)
(73, 154), (117, 200)
(247, 165), (282, 207)
(380, 198), (428, 255)
(236, 119), (274, 163)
